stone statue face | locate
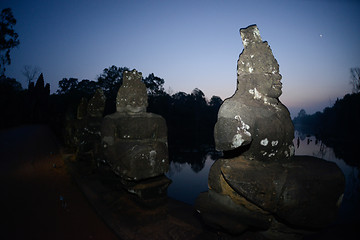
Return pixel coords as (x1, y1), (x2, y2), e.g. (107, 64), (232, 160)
(240, 72), (283, 101)
(124, 94), (147, 113)
(265, 73), (282, 98)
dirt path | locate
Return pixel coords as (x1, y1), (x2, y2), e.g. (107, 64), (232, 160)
(0, 125), (118, 240)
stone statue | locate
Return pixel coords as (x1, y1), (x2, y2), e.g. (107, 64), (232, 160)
(214, 24), (294, 161)
(64, 90), (105, 163)
(196, 25), (345, 239)
(69, 89), (106, 167)
(87, 88), (106, 118)
(101, 69), (170, 206)
(77, 97), (88, 120)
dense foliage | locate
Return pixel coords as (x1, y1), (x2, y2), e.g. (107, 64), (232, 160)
(0, 8), (20, 76)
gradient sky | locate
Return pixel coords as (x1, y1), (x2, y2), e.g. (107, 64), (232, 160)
(2, 0), (360, 117)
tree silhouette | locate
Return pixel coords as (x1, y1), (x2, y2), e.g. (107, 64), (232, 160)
(209, 95), (222, 108)
(191, 88), (207, 107)
(350, 67), (360, 93)
(27, 73), (50, 123)
(97, 65), (129, 114)
(143, 73), (165, 96)
(97, 65), (128, 95)
(0, 73), (52, 128)
(77, 79), (98, 97)
(0, 8), (19, 76)
(22, 65), (40, 87)
(0, 75), (23, 128)
(297, 109), (307, 118)
(57, 77), (79, 95)
(0, 74), (22, 92)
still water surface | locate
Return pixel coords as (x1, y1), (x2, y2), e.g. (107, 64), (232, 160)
(166, 131), (360, 223)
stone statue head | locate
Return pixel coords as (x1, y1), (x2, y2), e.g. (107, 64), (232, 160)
(87, 88), (105, 117)
(116, 69), (148, 113)
(237, 25), (282, 100)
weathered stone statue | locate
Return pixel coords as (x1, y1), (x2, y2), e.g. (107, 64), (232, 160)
(87, 88), (106, 118)
(68, 89), (106, 167)
(214, 24), (295, 161)
(79, 89), (106, 162)
(77, 97), (88, 120)
(195, 25), (345, 239)
(63, 97), (88, 150)
(101, 69), (170, 206)
(64, 89), (105, 164)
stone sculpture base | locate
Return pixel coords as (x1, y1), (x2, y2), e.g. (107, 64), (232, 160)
(101, 112), (169, 181)
(119, 175), (172, 208)
(195, 155), (345, 239)
(64, 116), (103, 169)
(196, 190), (271, 235)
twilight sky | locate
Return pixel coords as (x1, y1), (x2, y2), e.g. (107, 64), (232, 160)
(2, 0), (360, 117)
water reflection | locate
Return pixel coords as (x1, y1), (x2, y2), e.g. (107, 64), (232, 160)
(294, 131), (360, 224)
(166, 153), (217, 205)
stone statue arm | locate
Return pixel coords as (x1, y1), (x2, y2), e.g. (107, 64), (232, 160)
(214, 115), (253, 151)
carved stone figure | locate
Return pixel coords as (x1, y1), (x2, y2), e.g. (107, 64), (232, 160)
(63, 97), (88, 149)
(195, 25), (345, 239)
(214, 24), (295, 161)
(64, 90), (105, 163)
(65, 89), (106, 168)
(77, 97), (88, 120)
(87, 88), (106, 117)
(101, 69), (170, 206)
(115, 69), (148, 113)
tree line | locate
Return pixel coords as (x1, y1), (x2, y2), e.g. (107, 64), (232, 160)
(0, 65), (223, 156)
(53, 65), (223, 151)
(0, 73), (50, 128)
(292, 92), (360, 166)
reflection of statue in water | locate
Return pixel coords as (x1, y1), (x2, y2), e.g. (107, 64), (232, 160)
(196, 25), (345, 239)
(297, 136), (300, 148)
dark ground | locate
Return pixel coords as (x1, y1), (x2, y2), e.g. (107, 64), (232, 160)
(0, 125), (118, 240)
